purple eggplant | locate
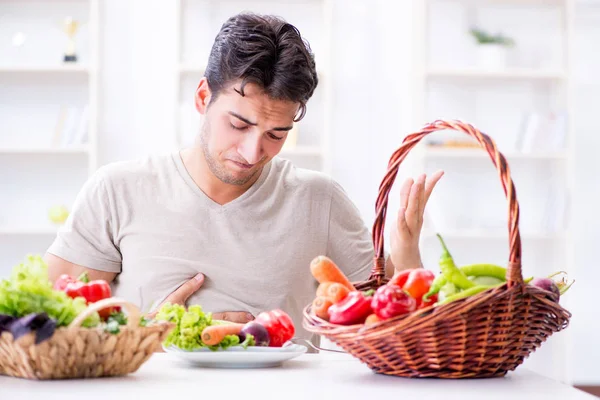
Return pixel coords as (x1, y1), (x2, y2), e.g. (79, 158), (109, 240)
(8, 313), (56, 344)
(0, 315), (16, 333)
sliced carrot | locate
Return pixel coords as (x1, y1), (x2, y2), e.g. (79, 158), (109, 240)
(365, 314), (381, 325)
(310, 256), (356, 291)
(316, 282), (336, 297)
(326, 283), (350, 304)
(312, 296), (333, 320)
(201, 323), (244, 346)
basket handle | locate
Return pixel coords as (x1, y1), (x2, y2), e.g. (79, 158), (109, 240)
(68, 297), (141, 330)
(369, 119), (523, 287)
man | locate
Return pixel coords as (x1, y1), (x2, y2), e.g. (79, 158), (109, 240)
(45, 13), (443, 338)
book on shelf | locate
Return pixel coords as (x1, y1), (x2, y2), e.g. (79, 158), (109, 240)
(52, 105), (89, 148)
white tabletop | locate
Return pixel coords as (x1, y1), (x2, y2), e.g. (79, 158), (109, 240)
(0, 352), (594, 400)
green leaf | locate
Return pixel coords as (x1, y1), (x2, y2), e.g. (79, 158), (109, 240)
(0, 255), (100, 327)
(107, 310), (127, 326)
(104, 319), (121, 334)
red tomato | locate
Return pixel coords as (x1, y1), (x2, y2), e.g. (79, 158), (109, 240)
(255, 309), (295, 347)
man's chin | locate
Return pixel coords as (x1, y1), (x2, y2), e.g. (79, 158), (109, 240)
(220, 168), (258, 186)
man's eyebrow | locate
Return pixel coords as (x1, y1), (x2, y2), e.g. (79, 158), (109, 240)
(228, 111), (293, 132)
(229, 112), (257, 126)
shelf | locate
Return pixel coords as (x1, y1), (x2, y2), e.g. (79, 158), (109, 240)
(279, 146), (322, 157)
(0, 146), (90, 155)
(0, 65), (90, 73)
(422, 146), (566, 160)
(426, 68), (566, 80)
(433, 0), (565, 5)
(0, 227), (60, 235)
(423, 229), (563, 240)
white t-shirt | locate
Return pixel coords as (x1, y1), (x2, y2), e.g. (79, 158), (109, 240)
(47, 152), (375, 340)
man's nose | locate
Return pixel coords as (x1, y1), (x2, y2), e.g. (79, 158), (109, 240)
(237, 132), (263, 165)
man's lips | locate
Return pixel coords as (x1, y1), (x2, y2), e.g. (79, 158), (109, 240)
(229, 160), (254, 170)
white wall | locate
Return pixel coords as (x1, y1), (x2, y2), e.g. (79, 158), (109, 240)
(95, 0), (597, 384)
(569, 2), (600, 385)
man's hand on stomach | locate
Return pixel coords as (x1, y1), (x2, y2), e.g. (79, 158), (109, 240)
(148, 273), (254, 323)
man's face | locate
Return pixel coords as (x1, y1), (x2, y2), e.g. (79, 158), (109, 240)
(195, 79), (299, 186)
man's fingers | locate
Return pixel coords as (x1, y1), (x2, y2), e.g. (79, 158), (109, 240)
(396, 207), (410, 240)
(405, 174), (425, 231)
(164, 273), (205, 305)
(213, 311), (255, 324)
(399, 178), (413, 211)
(424, 170), (444, 204)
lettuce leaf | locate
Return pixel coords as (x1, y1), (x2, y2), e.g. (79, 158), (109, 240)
(156, 303), (212, 350)
(155, 303), (247, 351)
(0, 255), (99, 327)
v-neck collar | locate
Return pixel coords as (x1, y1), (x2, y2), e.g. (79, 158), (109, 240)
(171, 151), (273, 211)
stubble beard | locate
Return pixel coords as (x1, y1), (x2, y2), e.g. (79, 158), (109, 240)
(199, 120), (260, 186)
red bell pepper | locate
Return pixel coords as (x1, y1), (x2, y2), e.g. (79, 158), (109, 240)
(54, 272), (115, 319)
(371, 285), (416, 320)
(328, 291), (373, 325)
(255, 309), (295, 347)
(403, 269), (435, 304)
(388, 269), (413, 288)
(389, 268), (435, 307)
(418, 293), (438, 309)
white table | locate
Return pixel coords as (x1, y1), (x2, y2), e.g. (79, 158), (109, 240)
(0, 353), (594, 399)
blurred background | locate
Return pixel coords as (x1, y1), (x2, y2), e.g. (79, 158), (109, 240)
(1, 0), (598, 390)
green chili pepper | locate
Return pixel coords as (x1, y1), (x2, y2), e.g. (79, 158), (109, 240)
(423, 262), (510, 301)
(436, 234), (475, 290)
(423, 274), (447, 301)
(436, 284), (500, 306)
(460, 264), (506, 281)
(470, 276), (504, 286)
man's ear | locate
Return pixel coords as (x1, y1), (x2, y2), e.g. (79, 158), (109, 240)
(194, 77), (212, 115)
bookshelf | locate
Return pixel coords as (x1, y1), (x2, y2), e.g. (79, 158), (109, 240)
(173, 0), (333, 174)
(0, 0), (99, 272)
(411, 0), (574, 383)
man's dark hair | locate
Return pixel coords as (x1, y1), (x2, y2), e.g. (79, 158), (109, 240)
(205, 13), (318, 121)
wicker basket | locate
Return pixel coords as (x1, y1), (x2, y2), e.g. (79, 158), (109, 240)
(0, 298), (173, 380)
(303, 119), (572, 379)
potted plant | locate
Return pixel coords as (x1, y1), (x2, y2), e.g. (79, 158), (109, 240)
(469, 27), (515, 70)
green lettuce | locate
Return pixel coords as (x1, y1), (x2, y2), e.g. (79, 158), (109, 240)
(155, 303), (246, 351)
(0, 255), (99, 327)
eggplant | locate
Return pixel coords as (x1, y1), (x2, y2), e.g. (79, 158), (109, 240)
(8, 313), (57, 344)
(0, 315), (16, 333)
(239, 321), (270, 346)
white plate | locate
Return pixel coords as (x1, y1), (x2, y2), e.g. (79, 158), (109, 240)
(163, 343), (308, 369)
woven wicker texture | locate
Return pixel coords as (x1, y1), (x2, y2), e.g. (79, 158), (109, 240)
(0, 298), (173, 380)
(303, 120), (571, 378)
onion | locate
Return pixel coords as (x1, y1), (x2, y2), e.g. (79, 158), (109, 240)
(530, 277), (560, 302)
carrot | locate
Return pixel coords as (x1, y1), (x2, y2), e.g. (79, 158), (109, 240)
(201, 323), (244, 346)
(312, 296), (333, 320)
(316, 282), (336, 297)
(310, 256), (356, 291)
(326, 283), (350, 303)
(365, 314), (381, 325)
